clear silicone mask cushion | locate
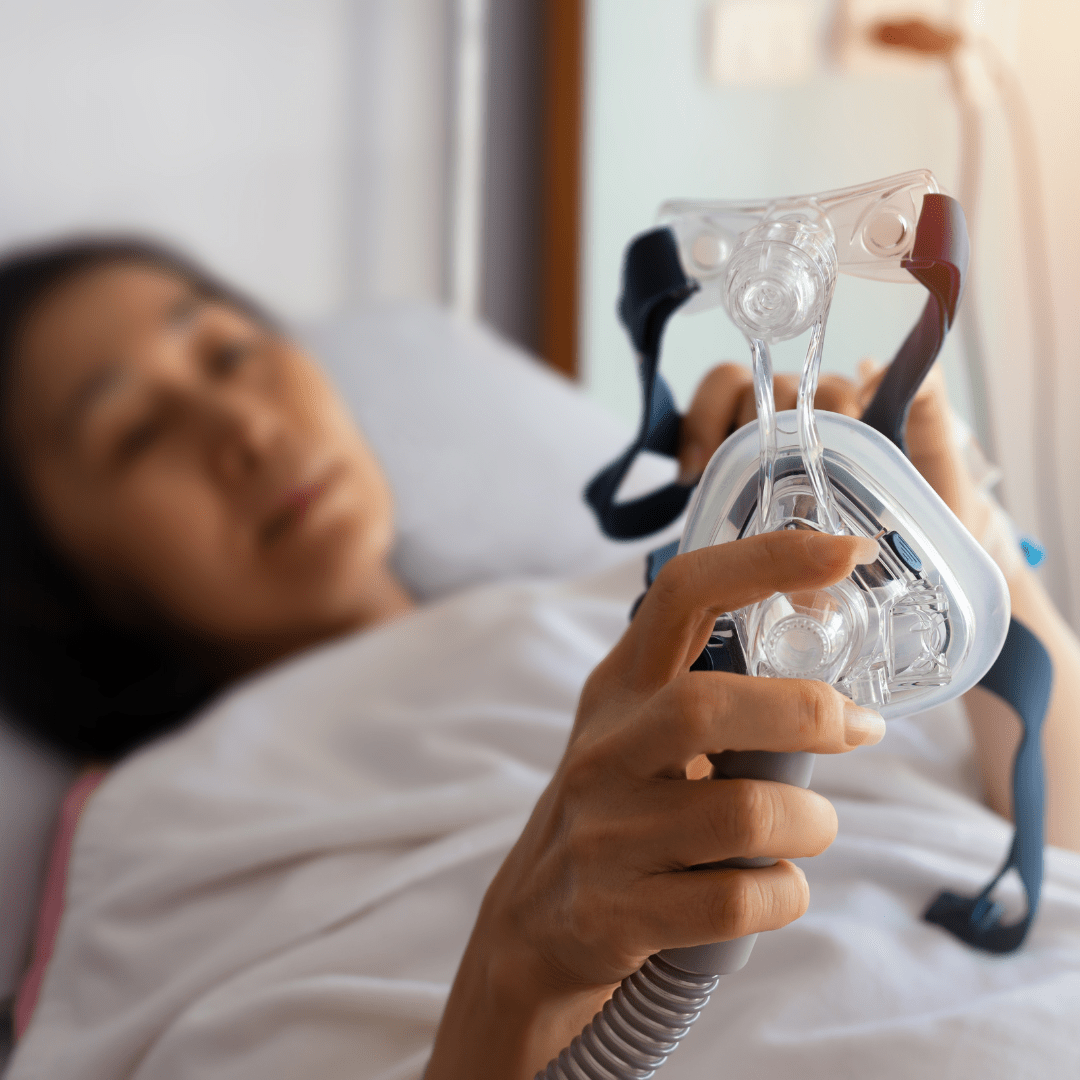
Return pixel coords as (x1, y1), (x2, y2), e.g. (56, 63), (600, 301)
(667, 171), (1009, 718)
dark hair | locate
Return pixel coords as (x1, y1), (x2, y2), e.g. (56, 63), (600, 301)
(0, 236), (271, 761)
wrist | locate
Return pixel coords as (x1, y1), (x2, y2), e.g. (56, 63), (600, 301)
(427, 903), (613, 1080)
(970, 491), (1026, 580)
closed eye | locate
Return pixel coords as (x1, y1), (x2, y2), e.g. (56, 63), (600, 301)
(116, 416), (165, 461)
(210, 339), (255, 377)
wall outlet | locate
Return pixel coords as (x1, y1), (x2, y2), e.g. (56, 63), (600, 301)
(706, 0), (819, 86)
(833, 0), (957, 73)
(832, 0), (1022, 72)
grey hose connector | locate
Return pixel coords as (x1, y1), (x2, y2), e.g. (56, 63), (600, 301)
(537, 751), (814, 1080)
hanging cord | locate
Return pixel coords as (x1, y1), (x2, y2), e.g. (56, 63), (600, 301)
(945, 48), (999, 469)
(974, 36), (1071, 622)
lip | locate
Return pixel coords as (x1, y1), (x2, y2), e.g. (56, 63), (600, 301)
(260, 463), (343, 546)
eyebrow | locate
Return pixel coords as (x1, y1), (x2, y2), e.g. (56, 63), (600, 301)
(59, 288), (206, 436)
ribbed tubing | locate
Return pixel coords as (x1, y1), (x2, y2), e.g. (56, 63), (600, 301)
(536, 954), (719, 1080)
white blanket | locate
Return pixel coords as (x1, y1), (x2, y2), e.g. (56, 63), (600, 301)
(10, 561), (1080, 1079)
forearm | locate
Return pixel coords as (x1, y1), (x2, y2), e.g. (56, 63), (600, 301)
(964, 562), (1080, 852)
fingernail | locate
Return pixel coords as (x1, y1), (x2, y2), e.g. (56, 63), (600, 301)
(850, 536), (881, 565)
(803, 532), (879, 565)
(844, 702), (885, 746)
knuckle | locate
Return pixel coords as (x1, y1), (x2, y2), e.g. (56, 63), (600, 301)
(559, 735), (614, 802)
(681, 402), (708, 436)
(650, 555), (713, 629)
(708, 361), (748, 385)
(794, 681), (844, 744)
(578, 667), (610, 712)
(722, 780), (774, 854)
(668, 676), (713, 742)
(710, 864), (809, 940)
(817, 372), (856, 396)
(710, 874), (766, 940)
(559, 859), (646, 966)
(651, 555), (688, 602)
(565, 879), (613, 951)
(563, 812), (607, 868)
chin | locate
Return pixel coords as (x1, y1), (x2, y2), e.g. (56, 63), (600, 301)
(271, 506), (394, 621)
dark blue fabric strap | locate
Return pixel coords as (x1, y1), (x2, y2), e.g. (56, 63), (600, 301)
(860, 195), (969, 452)
(583, 228), (698, 540)
(924, 618), (1053, 952)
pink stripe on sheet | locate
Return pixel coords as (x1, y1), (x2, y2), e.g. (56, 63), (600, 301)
(14, 767), (107, 1040)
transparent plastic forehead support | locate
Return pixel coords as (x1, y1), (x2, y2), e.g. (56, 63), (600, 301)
(584, 172), (969, 540)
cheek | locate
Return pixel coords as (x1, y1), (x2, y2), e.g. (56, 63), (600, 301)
(74, 456), (393, 640)
(80, 467), (257, 628)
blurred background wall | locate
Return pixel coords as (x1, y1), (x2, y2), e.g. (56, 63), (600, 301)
(0, 0), (354, 318)
(0, 0), (1076, 619)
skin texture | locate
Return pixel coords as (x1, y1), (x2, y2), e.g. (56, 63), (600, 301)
(4, 263), (413, 676)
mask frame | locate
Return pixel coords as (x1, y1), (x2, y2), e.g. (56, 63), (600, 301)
(586, 173), (1006, 716)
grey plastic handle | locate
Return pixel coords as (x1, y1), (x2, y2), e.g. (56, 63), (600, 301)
(660, 749), (815, 976)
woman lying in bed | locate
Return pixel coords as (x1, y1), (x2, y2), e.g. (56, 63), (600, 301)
(2, 239), (1079, 1080)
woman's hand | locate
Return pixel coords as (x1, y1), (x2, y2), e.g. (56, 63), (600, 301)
(426, 530), (883, 1079)
(677, 359), (985, 536)
(855, 359), (987, 537)
(677, 363), (863, 483)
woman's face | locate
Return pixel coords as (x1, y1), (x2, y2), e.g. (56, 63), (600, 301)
(5, 261), (398, 671)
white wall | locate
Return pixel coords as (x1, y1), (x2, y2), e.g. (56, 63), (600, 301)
(342, 0), (454, 309)
(0, 0), (453, 321)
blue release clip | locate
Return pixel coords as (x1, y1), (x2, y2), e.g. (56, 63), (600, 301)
(1020, 536), (1046, 568)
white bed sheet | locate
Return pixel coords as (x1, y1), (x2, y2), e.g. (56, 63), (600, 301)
(9, 559), (1080, 1079)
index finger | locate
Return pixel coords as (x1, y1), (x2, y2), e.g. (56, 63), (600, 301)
(613, 531), (880, 693)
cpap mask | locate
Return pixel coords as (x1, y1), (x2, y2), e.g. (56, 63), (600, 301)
(542, 173), (1040, 1080)
(592, 170), (1009, 717)
(668, 171), (1009, 716)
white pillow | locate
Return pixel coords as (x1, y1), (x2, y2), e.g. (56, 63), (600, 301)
(297, 302), (677, 601)
(0, 302), (676, 1006)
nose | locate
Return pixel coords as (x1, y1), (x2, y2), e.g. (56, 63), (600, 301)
(203, 387), (288, 484)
